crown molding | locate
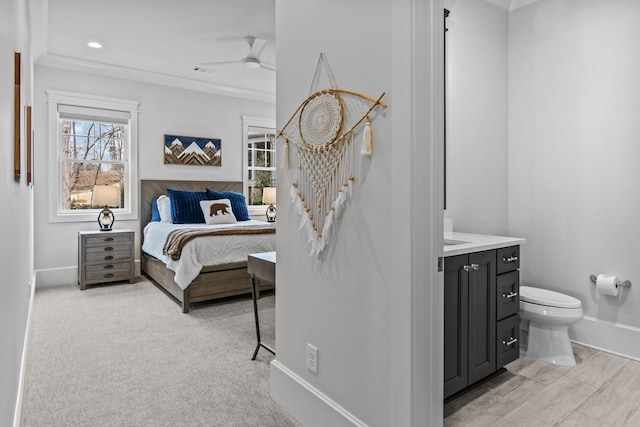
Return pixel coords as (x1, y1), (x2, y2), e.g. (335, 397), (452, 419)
(483, 0), (543, 11)
(36, 54), (276, 104)
(509, 0), (544, 11)
(483, 0), (512, 11)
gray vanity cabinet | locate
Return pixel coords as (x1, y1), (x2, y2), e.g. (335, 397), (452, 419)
(496, 246), (521, 369)
(444, 250), (496, 398)
(444, 246), (520, 399)
(444, 254), (469, 398)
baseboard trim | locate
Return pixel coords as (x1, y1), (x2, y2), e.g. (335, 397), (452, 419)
(570, 315), (640, 361)
(270, 360), (367, 427)
(35, 266), (76, 287)
(13, 274), (36, 427)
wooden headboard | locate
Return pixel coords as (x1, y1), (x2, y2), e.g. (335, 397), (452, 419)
(140, 179), (243, 235)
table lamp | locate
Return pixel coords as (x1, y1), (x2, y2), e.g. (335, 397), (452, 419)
(92, 185), (120, 231)
(262, 187), (276, 222)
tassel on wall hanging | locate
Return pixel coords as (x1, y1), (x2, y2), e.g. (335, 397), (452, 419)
(278, 53), (387, 256)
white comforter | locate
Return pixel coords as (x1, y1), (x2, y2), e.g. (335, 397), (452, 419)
(142, 220), (275, 289)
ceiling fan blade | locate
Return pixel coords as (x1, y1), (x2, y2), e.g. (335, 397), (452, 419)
(197, 60), (241, 67)
(247, 37), (267, 59)
(260, 61), (276, 72)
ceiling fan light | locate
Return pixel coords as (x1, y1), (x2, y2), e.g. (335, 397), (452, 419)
(242, 57), (261, 69)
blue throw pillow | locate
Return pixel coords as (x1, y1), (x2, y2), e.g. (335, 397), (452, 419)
(151, 198), (161, 222)
(167, 188), (209, 224)
(206, 189), (250, 221)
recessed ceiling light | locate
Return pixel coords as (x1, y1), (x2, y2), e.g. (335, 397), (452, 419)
(88, 41), (102, 49)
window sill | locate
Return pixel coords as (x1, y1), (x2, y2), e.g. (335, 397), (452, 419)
(50, 210), (137, 224)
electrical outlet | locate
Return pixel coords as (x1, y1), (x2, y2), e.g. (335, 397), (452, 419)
(307, 343), (318, 374)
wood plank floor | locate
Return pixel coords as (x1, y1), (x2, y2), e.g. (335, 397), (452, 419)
(444, 343), (640, 426)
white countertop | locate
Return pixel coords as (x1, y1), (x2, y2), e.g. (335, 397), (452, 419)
(444, 232), (525, 257)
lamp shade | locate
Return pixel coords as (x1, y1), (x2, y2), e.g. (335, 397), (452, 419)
(92, 185), (120, 207)
(262, 187), (276, 205)
(92, 185), (119, 231)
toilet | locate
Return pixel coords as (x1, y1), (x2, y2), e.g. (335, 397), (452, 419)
(519, 286), (584, 366)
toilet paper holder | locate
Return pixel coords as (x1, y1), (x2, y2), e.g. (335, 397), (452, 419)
(589, 274), (632, 289)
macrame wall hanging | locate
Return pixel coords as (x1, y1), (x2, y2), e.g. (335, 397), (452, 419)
(278, 53), (387, 256)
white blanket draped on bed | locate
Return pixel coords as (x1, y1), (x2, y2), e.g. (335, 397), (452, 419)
(142, 220), (275, 289)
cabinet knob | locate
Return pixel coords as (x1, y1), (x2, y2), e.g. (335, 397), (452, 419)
(502, 256), (518, 263)
(103, 264), (114, 269)
(104, 255), (114, 260)
(471, 263), (480, 271)
(502, 291), (518, 299)
(104, 247), (114, 251)
(104, 273), (114, 278)
(104, 237), (114, 242)
(502, 337), (518, 346)
(463, 265), (472, 272)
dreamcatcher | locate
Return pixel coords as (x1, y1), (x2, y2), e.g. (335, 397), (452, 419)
(278, 53), (387, 256)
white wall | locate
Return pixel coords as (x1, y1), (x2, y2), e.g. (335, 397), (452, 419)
(272, 1), (442, 426)
(0, 0), (34, 424)
(445, 0), (509, 235)
(508, 0), (640, 346)
(33, 66), (274, 279)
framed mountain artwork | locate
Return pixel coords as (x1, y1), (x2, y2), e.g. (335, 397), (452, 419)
(164, 134), (222, 166)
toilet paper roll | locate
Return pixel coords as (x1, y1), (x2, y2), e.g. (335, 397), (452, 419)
(596, 274), (619, 296)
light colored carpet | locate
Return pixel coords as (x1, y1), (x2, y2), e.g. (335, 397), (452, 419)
(21, 278), (299, 427)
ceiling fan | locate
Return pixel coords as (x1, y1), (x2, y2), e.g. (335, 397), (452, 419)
(195, 36), (275, 72)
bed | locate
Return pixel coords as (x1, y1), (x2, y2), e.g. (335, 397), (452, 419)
(140, 180), (275, 313)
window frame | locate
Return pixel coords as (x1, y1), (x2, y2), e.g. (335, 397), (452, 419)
(242, 116), (276, 217)
(47, 90), (139, 223)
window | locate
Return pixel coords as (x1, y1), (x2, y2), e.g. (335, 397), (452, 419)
(47, 91), (139, 223)
(242, 116), (276, 216)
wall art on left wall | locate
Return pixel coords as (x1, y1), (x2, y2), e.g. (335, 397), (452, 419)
(26, 105), (32, 184)
(14, 52), (21, 180)
(164, 134), (222, 166)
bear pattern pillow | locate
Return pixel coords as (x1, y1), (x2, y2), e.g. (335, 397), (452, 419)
(205, 189), (250, 221)
(199, 199), (237, 225)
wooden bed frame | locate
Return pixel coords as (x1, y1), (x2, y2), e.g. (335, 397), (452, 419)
(140, 179), (271, 313)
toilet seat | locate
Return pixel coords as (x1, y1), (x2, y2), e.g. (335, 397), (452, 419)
(520, 286), (582, 309)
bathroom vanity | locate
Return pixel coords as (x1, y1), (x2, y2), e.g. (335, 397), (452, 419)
(443, 232), (525, 399)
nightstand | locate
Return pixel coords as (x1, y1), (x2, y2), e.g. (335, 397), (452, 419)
(78, 229), (135, 290)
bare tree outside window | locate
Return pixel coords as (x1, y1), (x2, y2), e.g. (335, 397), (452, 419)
(60, 119), (127, 210)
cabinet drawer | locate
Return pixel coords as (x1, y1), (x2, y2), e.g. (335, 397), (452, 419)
(497, 271), (519, 320)
(497, 246), (520, 275)
(85, 233), (132, 247)
(497, 315), (520, 369)
(85, 244), (131, 263)
(84, 262), (132, 283)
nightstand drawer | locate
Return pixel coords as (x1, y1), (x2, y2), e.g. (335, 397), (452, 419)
(84, 262), (133, 283)
(85, 244), (131, 263)
(85, 233), (132, 247)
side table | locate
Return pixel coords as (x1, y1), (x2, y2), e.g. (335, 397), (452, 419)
(78, 229), (135, 290)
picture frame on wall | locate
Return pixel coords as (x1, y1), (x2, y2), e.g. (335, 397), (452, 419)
(26, 105), (32, 185)
(164, 134), (222, 166)
(14, 52), (21, 181)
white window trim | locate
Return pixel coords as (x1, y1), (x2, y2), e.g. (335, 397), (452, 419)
(242, 115), (276, 217)
(47, 90), (139, 223)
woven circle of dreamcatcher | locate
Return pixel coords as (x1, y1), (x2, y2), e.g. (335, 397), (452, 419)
(298, 91), (345, 149)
